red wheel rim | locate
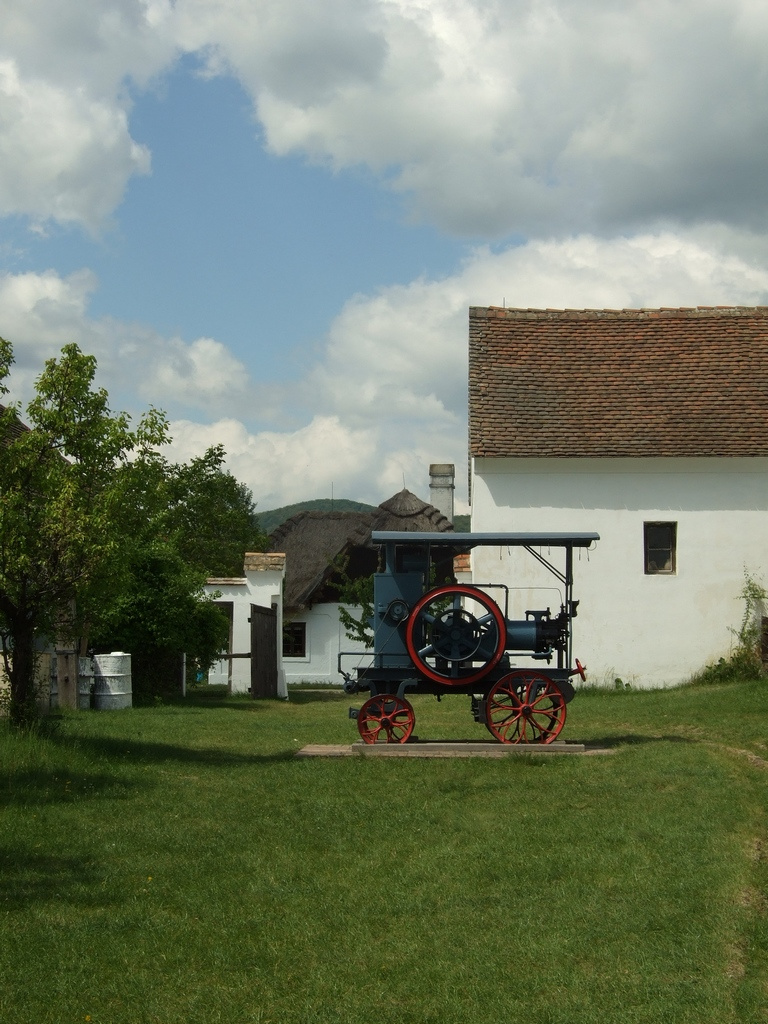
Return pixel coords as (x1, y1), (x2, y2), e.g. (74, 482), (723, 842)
(405, 584), (506, 686)
(357, 694), (415, 744)
(486, 671), (567, 744)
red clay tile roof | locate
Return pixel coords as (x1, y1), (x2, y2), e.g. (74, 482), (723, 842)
(0, 404), (30, 443)
(469, 306), (768, 457)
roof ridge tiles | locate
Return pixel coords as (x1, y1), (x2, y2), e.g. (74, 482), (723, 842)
(474, 305), (768, 316)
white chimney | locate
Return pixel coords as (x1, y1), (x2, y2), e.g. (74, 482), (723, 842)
(429, 463), (455, 524)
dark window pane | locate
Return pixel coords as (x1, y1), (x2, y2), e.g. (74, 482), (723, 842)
(644, 522), (676, 574)
(283, 622), (306, 658)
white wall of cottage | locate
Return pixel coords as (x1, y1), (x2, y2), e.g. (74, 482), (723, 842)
(470, 456), (768, 687)
(282, 603), (370, 685)
(205, 559), (286, 696)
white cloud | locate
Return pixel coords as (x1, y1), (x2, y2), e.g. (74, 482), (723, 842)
(3, 231), (768, 509)
(0, 268), (102, 398)
(0, 269), (251, 416)
(149, 337), (249, 406)
(304, 230), (768, 430)
(0, 59), (151, 231)
(1, 0), (176, 92)
(3, 0), (768, 236)
(0, 0), (176, 231)
(461, 232), (768, 311)
(3, 1), (768, 516)
(166, 414), (381, 509)
(176, 0), (768, 237)
(122, 230), (768, 508)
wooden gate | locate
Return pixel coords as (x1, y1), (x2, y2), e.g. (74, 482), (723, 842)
(250, 603), (278, 698)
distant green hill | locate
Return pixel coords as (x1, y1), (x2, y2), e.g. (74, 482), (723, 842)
(259, 499), (470, 536)
(258, 499), (376, 536)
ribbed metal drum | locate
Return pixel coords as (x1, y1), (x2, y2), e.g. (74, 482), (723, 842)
(93, 652), (132, 710)
(78, 657), (94, 710)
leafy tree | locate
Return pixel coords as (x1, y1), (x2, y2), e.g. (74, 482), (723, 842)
(89, 544), (229, 700)
(86, 446), (265, 696)
(161, 445), (267, 576)
(0, 340), (167, 726)
(329, 555), (375, 646)
(0, 340), (268, 719)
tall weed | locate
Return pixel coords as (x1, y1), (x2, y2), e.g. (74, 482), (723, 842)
(692, 570), (766, 683)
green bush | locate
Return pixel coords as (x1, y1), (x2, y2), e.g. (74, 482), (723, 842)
(692, 571), (766, 683)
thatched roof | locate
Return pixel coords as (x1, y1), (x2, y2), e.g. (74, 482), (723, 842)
(372, 489), (452, 532)
(270, 510), (373, 609)
(270, 489), (453, 610)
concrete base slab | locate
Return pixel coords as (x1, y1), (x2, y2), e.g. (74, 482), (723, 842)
(296, 740), (599, 758)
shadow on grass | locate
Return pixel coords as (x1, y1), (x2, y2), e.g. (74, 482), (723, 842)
(0, 846), (115, 911)
(46, 732), (299, 769)
(149, 688), (283, 712)
(583, 733), (696, 749)
(3, 736), (300, 816)
(1, 770), (136, 810)
(286, 688), (349, 705)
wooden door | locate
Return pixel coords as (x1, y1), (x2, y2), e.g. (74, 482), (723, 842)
(250, 603), (278, 698)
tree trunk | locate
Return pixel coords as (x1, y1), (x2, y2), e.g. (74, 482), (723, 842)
(8, 618), (39, 727)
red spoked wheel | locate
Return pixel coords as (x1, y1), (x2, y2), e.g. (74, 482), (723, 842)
(405, 585), (506, 686)
(486, 670), (567, 744)
(357, 694), (415, 744)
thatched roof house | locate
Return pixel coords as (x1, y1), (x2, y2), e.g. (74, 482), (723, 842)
(270, 489), (453, 611)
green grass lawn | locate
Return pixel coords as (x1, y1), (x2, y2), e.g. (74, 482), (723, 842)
(2, 681), (767, 1024)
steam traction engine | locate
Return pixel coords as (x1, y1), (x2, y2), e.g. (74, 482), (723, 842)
(339, 531), (599, 744)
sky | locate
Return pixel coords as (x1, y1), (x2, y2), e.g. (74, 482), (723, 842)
(2, 0), (768, 514)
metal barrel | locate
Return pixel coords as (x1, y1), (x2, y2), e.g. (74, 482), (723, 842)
(78, 657), (94, 710)
(93, 652), (132, 710)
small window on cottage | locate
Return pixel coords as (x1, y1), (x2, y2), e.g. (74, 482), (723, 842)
(644, 522), (677, 574)
(283, 621), (307, 658)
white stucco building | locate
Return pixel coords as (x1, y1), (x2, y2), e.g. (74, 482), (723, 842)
(205, 552), (287, 697)
(468, 306), (768, 687)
